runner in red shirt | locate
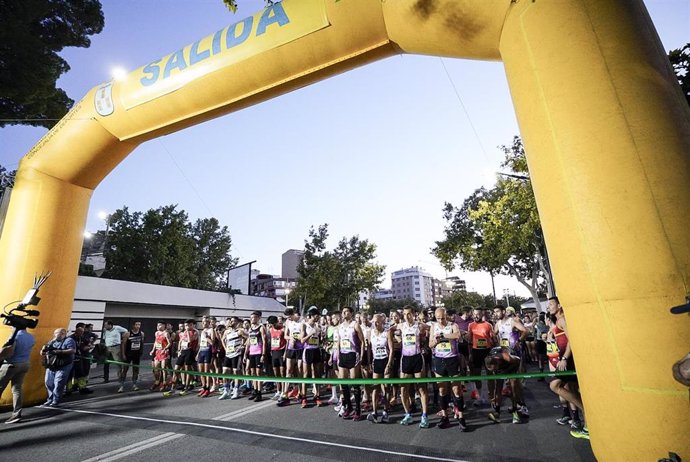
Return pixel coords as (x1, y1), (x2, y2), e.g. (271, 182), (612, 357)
(467, 308), (494, 405)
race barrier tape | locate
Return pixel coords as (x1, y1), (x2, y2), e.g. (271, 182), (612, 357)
(100, 358), (576, 385)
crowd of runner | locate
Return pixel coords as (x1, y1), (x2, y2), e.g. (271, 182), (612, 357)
(106, 297), (588, 439)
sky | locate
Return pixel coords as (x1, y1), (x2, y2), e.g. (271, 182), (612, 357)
(1, 0), (688, 299)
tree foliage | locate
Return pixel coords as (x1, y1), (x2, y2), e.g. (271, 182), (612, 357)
(367, 297), (420, 315)
(440, 291), (492, 310)
(668, 43), (690, 107)
(294, 224), (385, 310)
(432, 137), (552, 304)
(101, 205), (237, 290)
(0, 0), (105, 128)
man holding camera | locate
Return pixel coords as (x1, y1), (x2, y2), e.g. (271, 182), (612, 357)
(40, 328), (76, 407)
(0, 329), (35, 423)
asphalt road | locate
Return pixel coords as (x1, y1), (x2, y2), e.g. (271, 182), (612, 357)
(0, 367), (595, 462)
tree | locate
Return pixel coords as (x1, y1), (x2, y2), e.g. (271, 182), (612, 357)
(294, 224), (385, 310)
(440, 291), (488, 310)
(668, 43), (690, 106)
(432, 137), (552, 306)
(0, 0), (105, 129)
(0, 164), (16, 201)
(367, 297), (419, 315)
(101, 205), (236, 290)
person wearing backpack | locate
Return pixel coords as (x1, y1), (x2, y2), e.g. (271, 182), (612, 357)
(40, 328), (76, 407)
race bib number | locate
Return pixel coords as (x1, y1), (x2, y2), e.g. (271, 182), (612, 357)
(308, 337), (319, 346)
(180, 340), (189, 350)
(154, 341), (162, 349)
(375, 346), (388, 359)
(404, 334), (416, 346)
(271, 337), (281, 348)
(436, 341), (451, 353)
(547, 342), (559, 355)
(500, 338), (509, 347)
(226, 344), (236, 354)
(249, 337), (258, 346)
(200, 338), (208, 348)
(476, 338), (488, 348)
(292, 332), (301, 340)
(340, 339), (351, 350)
(130, 340), (141, 351)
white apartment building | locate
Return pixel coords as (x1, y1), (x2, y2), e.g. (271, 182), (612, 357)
(391, 266), (434, 307)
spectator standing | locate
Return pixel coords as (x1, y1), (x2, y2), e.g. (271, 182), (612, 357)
(40, 328), (76, 406)
(102, 320), (128, 384)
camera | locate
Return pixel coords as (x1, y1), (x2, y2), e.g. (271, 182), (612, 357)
(1, 272), (50, 333)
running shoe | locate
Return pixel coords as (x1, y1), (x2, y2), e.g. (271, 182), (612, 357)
(287, 388), (299, 399)
(438, 416), (451, 429)
(179, 389), (189, 396)
(327, 396), (339, 405)
(517, 404), (530, 418)
(271, 392), (280, 401)
(230, 388), (240, 400)
(334, 403), (343, 413)
(512, 411), (523, 424)
(315, 397), (323, 407)
(132, 385), (140, 391)
(163, 390), (175, 397)
(556, 416), (572, 426)
(202, 389), (211, 398)
(419, 415), (429, 429)
(367, 412), (378, 423)
(400, 414), (413, 425)
(380, 412), (390, 423)
(457, 417), (468, 432)
(117, 386), (124, 393)
(198, 388), (207, 397)
(248, 392), (256, 401)
(570, 419), (584, 431)
(352, 412), (364, 422)
(341, 409), (353, 420)
(4, 414), (21, 424)
(488, 411), (500, 423)
(570, 427), (590, 440)
(300, 398), (308, 408)
(254, 393), (263, 402)
(210, 385), (216, 393)
(470, 389), (480, 400)
(150, 382), (160, 391)
(218, 390), (230, 400)
(159, 383), (167, 392)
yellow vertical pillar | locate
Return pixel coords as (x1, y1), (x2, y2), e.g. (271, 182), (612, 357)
(500, 0), (690, 460)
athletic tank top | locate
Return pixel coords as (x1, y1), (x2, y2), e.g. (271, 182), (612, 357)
(469, 321), (493, 349)
(154, 331), (168, 351)
(401, 322), (422, 357)
(304, 322), (321, 349)
(178, 329), (198, 351)
(433, 322), (458, 358)
(224, 329), (243, 358)
(554, 325), (568, 355)
(338, 321), (360, 354)
(270, 326), (286, 351)
(248, 325), (263, 355)
(199, 328), (213, 351)
(287, 319), (304, 350)
(126, 330), (143, 354)
(498, 318), (520, 350)
(371, 329), (389, 360)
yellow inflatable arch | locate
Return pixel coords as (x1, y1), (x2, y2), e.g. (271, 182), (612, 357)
(1, 0), (688, 459)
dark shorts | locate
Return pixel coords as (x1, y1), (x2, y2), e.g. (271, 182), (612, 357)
(286, 349), (303, 361)
(247, 354), (263, 369)
(223, 355), (242, 370)
(471, 348), (490, 370)
(271, 350), (285, 368)
(433, 355), (459, 377)
(303, 348), (322, 365)
(198, 349), (212, 364)
(360, 350), (370, 367)
(536, 340), (547, 355)
(176, 349), (195, 367)
(390, 350), (402, 377)
(458, 342), (470, 359)
(339, 352), (359, 370)
(401, 353), (424, 375)
(559, 357), (578, 383)
(124, 354), (142, 366)
(372, 357), (389, 375)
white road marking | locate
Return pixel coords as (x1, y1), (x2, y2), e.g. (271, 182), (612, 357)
(81, 433), (184, 462)
(60, 407), (470, 462)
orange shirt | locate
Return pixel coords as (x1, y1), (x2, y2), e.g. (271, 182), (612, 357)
(468, 321), (493, 349)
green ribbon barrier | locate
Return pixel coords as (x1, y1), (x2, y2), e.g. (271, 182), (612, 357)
(102, 359), (576, 385)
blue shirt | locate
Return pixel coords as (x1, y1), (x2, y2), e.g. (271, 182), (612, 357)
(103, 325), (128, 347)
(8, 330), (35, 363)
(47, 337), (77, 363)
